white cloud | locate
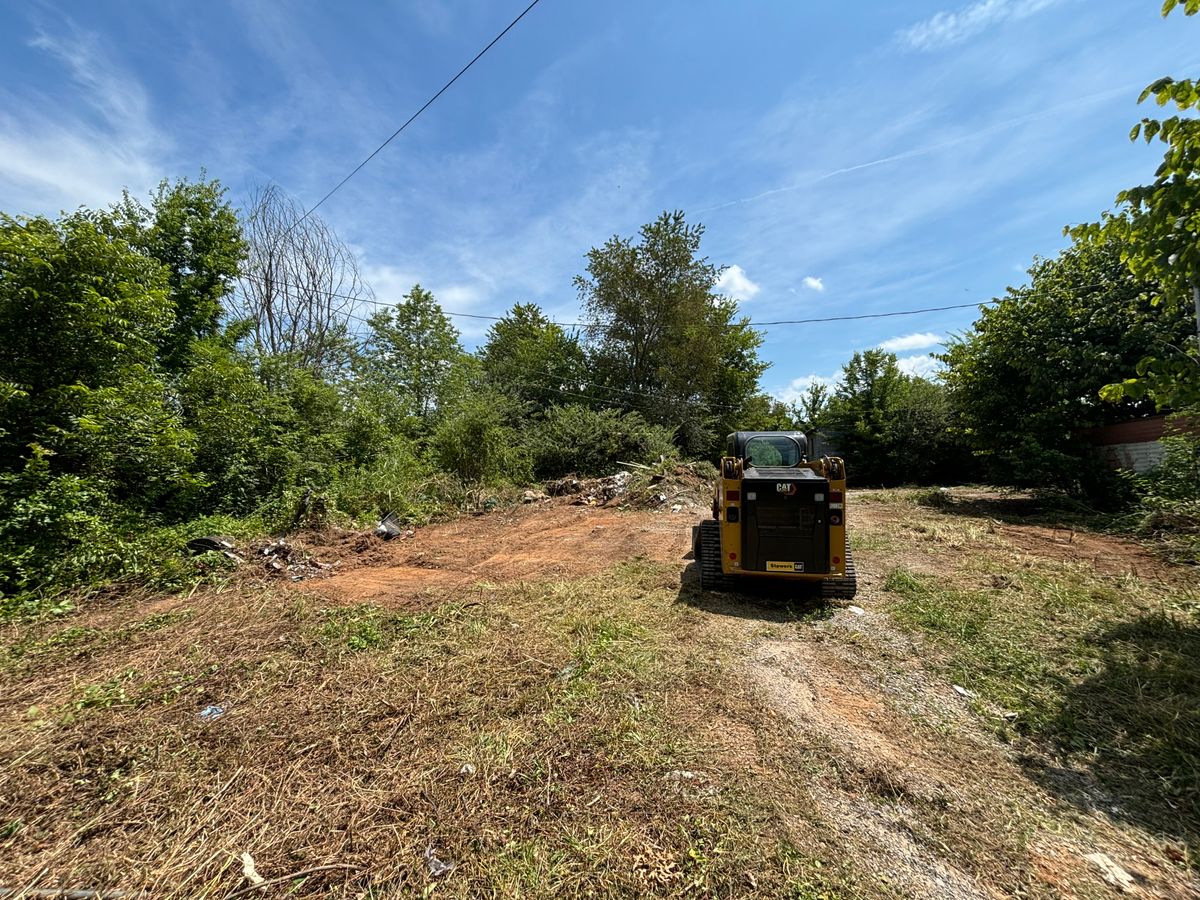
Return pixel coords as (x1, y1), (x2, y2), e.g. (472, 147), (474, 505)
(879, 331), (944, 352)
(715, 264), (760, 301)
(802, 276), (825, 292)
(897, 353), (943, 378)
(898, 0), (1062, 52)
(776, 373), (837, 405)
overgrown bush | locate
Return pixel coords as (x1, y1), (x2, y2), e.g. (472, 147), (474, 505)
(432, 394), (532, 485)
(1135, 414), (1200, 561)
(522, 404), (677, 478)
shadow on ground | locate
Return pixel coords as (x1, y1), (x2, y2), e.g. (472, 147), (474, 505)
(675, 559), (835, 624)
(921, 489), (1116, 530)
(1024, 612), (1200, 854)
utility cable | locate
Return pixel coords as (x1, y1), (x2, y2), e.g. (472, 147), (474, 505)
(295, 0), (545, 226)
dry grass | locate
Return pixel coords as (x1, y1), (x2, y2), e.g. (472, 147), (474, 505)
(6, 487), (1199, 899)
(0, 560), (860, 898)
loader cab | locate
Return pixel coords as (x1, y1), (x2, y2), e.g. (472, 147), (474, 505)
(727, 432), (808, 470)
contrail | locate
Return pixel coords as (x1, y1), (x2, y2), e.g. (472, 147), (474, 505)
(693, 83), (1135, 215)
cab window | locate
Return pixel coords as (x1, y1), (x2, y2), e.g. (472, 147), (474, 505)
(744, 435), (801, 467)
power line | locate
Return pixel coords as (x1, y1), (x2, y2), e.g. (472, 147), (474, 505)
(232, 269), (1004, 329)
(295, 0), (546, 227)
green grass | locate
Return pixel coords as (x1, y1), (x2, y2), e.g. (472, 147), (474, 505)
(882, 562), (1200, 849)
(314, 603), (445, 653)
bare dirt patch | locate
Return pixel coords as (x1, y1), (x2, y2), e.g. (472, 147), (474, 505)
(299, 501), (694, 605)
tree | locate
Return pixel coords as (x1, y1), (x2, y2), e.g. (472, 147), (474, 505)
(576, 210), (767, 456)
(361, 285), (462, 420)
(112, 176), (246, 373)
(941, 239), (1192, 494)
(0, 212), (176, 474)
(795, 382), (830, 433)
(233, 183), (368, 375)
(479, 303), (585, 410)
(1068, 1), (1200, 408)
(821, 350), (908, 484)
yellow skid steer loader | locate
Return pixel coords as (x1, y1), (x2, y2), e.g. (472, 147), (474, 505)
(693, 431), (856, 599)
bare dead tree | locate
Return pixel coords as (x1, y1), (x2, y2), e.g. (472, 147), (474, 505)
(231, 184), (372, 374)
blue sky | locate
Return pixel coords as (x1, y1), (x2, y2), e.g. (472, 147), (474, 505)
(1, 0), (1196, 401)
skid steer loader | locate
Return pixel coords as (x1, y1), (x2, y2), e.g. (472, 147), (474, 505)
(692, 431), (856, 598)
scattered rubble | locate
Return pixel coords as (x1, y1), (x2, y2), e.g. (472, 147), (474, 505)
(546, 477), (583, 496)
(256, 539), (335, 581)
(185, 535), (244, 564)
(522, 489), (549, 503)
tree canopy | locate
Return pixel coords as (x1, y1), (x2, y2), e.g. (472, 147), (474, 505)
(1068, 0), (1200, 408)
(575, 210), (767, 456)
(941, 239), (1192, 493)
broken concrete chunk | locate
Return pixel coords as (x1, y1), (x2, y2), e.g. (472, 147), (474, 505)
(1083, 852), (1136, 892)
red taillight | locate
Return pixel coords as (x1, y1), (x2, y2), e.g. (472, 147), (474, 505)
(829, 513), (841, 525)
(833, 556), (841, 565)
(726, 490), (740, 501)
(729, 552), (737, 560)
(829, 491), (844, 503)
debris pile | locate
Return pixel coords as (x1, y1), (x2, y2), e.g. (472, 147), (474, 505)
(256, 538), (335, 581)
(185, 535), (244, 563)
(564, 471), (633, 506)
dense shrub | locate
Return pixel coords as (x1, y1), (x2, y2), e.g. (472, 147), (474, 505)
(1134, 414), (1200, 561)
(523, 404), (677, 478)
(432, 394), (533, 485)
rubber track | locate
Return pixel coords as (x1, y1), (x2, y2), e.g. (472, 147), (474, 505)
(820, 544), (858, 600)
(697, 519), (734, 592)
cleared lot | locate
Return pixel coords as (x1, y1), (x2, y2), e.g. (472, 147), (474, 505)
(1, 488), (1196, 897)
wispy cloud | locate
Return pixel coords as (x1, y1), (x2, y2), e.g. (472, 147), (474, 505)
(692, 81), (1130, 217)
(897, 0), (1063, 52)
(802, 276), (825, 293)
(0, 23), (165, 211)
(879, 332), (943, 352)
(716, 264), (760, 301)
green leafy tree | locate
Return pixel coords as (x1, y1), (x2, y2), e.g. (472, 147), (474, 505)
(1068, 1), (1200, 407)
(942, 240), (1190, 494)
(113, 176), (246, 373)
(795, 382), (830, 433)
(362, 285), (462, 419)
(0, 212), (177, 474)
(431, 391), (531, 484)
(820, 351), (966, 485)
(576, 211), (767, 456)
(480, 303), (585, 410)
(521, 404), (677, 478)
(822, 350), (908, 483)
